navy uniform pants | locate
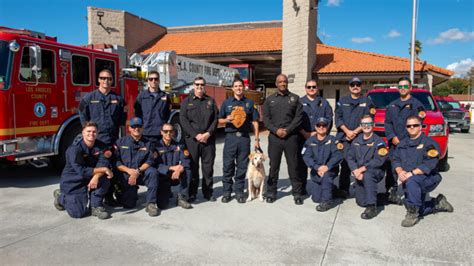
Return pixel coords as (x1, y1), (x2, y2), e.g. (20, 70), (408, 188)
(156, 171), (191, 209)
(310, 169), (337, 203)
(116, 168), (158, 208)
(338, 142), (351, 192)
(185, 136), (216, 198)
(297, 135), (308, 193)
(266, 133), (303, 199)
(59, 177), (110, 218)
(355, 169), (384, 207)
(403, 174), (442, 216)
(222, 133), (250, 197)
(384, 142), (398, 192)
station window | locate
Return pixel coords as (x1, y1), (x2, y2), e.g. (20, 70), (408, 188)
(19, 47), (55, 83)
(95, 58), (115, 87)
(71, 55), (90, 85)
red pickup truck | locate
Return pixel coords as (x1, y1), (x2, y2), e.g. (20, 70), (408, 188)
(367, 84), (450, 171)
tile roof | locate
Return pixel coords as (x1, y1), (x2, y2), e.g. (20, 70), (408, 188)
(141, 27), (453, 77)
(449, 94), (474, 101)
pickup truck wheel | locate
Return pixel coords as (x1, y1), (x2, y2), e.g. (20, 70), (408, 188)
(461, 128), (470, 133)
(437, 150), (450, 172)
(51, 121), (82, 172)
(171, 115), (183, 144)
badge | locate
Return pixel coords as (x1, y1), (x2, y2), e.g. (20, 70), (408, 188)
(184, 149), (190, 157)
(427, 149), (439, 157)
(336, 142), (344, 150)
(111, 99), (118, 104)
(416, 144), (424, 149)
(254, 104), (257, 109)
(34, 102), (46, 118)
(418, 111), (426, 119)
(236, 132), (242, 137)
(290, 96), (295, 102)
(230, 106), (247, 128)
(370, 108), (376, 115)
(378, 147), (388, 156)
(102, 150), (111, 158)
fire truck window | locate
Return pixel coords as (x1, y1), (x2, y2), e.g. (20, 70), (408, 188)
(95, 59), (115, 86)
(72, 55), (90, 85)
(20, 48), (55, 83)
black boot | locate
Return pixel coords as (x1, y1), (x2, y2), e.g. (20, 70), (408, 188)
(401, 205), (420, 227)
(361, 204), (378, 219)
(434, 194), (454, 213)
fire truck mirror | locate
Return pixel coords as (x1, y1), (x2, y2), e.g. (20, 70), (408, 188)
(9, 40), (20, 52)
(29, 45), (42, 72)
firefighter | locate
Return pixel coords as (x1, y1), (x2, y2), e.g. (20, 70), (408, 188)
(392, 116), (453, 227)
(154, 123), (193, 209)
(113, 117), (159, 217)
(53, 122), (113, 219)
(298, 79), (333, 196)
(78, 68), (126, 206)
(346, 115), (388, 219)
(134, 70), (171, 147)
(302, 117), (343, 211)
(385, 77), (426, 205)
(218, 78), (260, 203)
(263, 74), (304, 205)
(78, 69), (126, 146)
(179, 77), (218, 202)
(334, 77), (375, 198)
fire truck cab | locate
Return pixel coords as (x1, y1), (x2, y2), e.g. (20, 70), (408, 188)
(0, 27), (123, 168)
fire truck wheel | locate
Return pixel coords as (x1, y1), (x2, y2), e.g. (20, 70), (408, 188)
(51, 121), (82, 172)
(171, 115), (183, 144)
(437, 150), (450, 172)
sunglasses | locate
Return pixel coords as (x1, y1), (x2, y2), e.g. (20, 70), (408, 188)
(161, 130), (173, 134)
(350, 83), (361, 87)
(99, 77), (113, 81)
(398, 85), (410, 89)
(194, 83), (205, 87)
(130, 125), (142, 129)
(360, 122), (374, 127)
(148, 77), (159, 81)
(406, 124), (421, 129)
(316, 124), (327, 128)
(306, 86), (318, 89)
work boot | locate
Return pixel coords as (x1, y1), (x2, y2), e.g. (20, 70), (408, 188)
(177, 196), (193, 209)
(361, 204), (378, 220)
(91, 206), (110, 220)
(145, 203), (160, 217)
(188, 195), (196, 203)
(387, 187), (403, 205)
(434, 194), (454, 213)
(221, 195), (232, 203)
(236, 195), (246, 204)
(316, 200), (337, 212)
(401, 205), (420, 227)
(53, 189), (64, 211)
(204, 195), (216, 202)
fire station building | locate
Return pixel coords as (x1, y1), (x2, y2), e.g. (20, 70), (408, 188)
(87, 4), (453, 107)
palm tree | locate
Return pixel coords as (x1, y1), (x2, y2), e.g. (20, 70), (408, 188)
(409, 40), (422, 60)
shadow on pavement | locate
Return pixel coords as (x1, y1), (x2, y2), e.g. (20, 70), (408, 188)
(0, 164), (60, 188)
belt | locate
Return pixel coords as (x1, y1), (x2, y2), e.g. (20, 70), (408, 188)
(227, 131), (249, 137)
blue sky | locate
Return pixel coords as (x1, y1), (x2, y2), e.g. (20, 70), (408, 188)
(1, 0), (472, 76)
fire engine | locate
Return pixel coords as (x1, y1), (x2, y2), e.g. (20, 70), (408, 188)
(0, 27), (263, 169)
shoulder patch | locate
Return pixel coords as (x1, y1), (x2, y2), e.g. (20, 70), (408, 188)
(370, 108), (376, 115)
(103, 150), (112, 158)
(378, 147), (388, 156)
(183, 149), (190, 157)
(418, 111), (426, 119)
(427, 149), (439, 158)
(336, 142), (344, 150)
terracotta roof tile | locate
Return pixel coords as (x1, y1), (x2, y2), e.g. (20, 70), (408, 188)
(141, 27), (453, 77)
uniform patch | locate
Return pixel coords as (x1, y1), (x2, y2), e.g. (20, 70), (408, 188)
(370, 108), (376, 115)
(418, 111), (426, 119)
(427, 149), (439, 157)
(290, 96), (296, 102)
(336, 142), (344, 150)
(378, 147), (388, 156)
(416, 144), (424, 149)
(90, 100), (100, 103)
(184, 149), (190, 157)
(103, 150), (112, 158)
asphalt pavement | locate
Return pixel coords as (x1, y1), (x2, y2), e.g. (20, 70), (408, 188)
(0, 130), (472, 265)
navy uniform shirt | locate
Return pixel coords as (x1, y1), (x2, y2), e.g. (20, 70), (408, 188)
(263, 91), (303, 135)
(302, 135), (343, 171)
(385, 97), (425, 141)
(335, 96), (374, 140)
(134, 89), (171, 137)
(78, 90), (126, 145)
(391, 133), (440, 175)
(60, 139), (111, 194)
(114, 135), (155, 169)
(154, 140), (191, 176)
(218, 96), (259, 133)
(179, 94), (218, 138)
(300, 95), (333, 132)
(346, 133), (388, 172)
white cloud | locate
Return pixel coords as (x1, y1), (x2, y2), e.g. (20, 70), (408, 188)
(446, 58), (474, 77)
(428, 28), (474, 44)
(386, 30), (401, 38)
(351, 37), (374, 43)
(319, 31), (331, 39)
(327, 0), (342, 7)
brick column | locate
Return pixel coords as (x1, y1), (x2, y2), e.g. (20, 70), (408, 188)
(282, 0), (318, 96)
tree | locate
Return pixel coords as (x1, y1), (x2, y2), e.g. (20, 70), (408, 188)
(433, 77), (470, 96)
(409, 40), (422, 60)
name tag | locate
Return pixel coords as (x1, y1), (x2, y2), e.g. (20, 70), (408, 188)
(120, 146), (129, 149)
(139, 147), (147, 151)
(359, 103), (367, 107)
(90, 100), (100, 104)
(416, 144), (424, 149)
(111, 100), (118, 104)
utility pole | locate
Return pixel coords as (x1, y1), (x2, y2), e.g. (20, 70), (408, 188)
(409, 0), (417, 82)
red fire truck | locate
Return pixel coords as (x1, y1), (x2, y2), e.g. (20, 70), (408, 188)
(0, 27), (263, 169)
